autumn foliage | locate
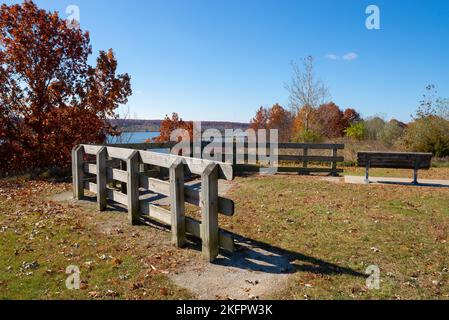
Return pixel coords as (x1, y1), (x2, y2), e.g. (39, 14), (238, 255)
(0, 1), (131, 174)
(250, 104), (293, 142)
(291, 103), (360, 142)
(249, 107), (269, 131)
(267, 104), (293, 142)
(151, 113), (194, 143)
(251, 102), (361, 143)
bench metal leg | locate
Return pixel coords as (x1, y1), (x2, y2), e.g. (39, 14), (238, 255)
(413, 168), (419, 185)
(365, 161), (370, 184)
(412, 159), (420, 185)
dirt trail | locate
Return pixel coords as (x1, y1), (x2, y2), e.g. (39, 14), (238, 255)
(169, 239), (293, 300)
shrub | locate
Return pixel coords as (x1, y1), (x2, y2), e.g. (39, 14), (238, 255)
(380, 120), (406, 147)
(293, 129), (324, 143)
(345, 122), (366, 141)
(363, 117), (386, 140)
(402, 116), (449, 157)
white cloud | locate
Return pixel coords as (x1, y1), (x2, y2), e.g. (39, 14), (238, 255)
(342, 52), (358, 61)
(325, 53), (339, 60)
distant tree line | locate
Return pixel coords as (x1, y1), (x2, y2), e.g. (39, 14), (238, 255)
(403, 85), (449, 157)
(249, 102), (361, 143)
(155, 81), (449, 159)
(109, 119), (161, 132)
(111, 118), (250, 134)
(247, 57), (449, 158)
(249, 57), (363, 143)
(344, 85), (449, 157)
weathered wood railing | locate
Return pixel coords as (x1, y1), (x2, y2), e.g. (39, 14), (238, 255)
(112, 142), (345, 176)
(72, 145), (235, 262)
(238, 142), (345, 176)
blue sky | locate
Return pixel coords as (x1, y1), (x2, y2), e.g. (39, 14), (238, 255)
(6, 0), (449, 122)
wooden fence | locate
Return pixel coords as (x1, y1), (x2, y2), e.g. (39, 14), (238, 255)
(72, 144), (235, 262)
(111, 142), (345, 176)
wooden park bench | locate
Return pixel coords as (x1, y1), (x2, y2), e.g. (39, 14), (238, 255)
(357, 152), (433, 184)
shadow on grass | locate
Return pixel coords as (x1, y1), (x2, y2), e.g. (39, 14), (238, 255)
(80, 194), (129, 213)
(79, 195), (365, 279)
(377, 180), (449, 188)
(145, 215), (364, 278)
(215, 235), (365, 278)
(346, 177), (449, 188)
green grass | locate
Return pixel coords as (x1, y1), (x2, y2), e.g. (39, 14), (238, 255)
(431, 161), (449, 168)
(222, 175), (449, 299)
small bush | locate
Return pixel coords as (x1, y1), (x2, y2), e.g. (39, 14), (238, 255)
(293, 129), (324, 143)
(364, 117), (385, 140)
(380, 120), (406, 147)
(345, 122), (365, 141)
(402, 116), (449, 157)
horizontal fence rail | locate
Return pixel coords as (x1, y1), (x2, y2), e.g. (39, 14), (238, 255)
(112, 142), (345, 176)
(72, 144), (235, 262)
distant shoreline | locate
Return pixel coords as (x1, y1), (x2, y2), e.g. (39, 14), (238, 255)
(120, 130), (159, 133)
(109, 119), (250, 133)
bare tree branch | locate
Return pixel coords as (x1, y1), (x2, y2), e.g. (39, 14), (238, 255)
(285, 56), (331, 114)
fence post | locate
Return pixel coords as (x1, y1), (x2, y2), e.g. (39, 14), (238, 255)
(331, 148), (338, 176)
(127, 151), (140, 225)
(303, 148), (308, 169)
(120, 160), (127, 194)
(170, 159), (186, 248)
(200, 163), (219, 262)
(232, 140), (237, 165)
(96, 147), (107, 211)
(189, 142), (194, 158)
(72, 145), (85, 200)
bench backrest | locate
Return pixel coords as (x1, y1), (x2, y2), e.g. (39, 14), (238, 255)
(357, 152), (433, 169)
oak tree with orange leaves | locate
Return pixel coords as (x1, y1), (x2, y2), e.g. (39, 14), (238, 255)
(0, 1), (131, 173)
(249, 107), (268, 131)
(292, 103), (359, 140)
(341, 108), (361, 128)
(249, 104), (292, 142)
(314, 103), (345, 138)
(267, 104), (293, 143)
(152, 113), (193, 143)
(292, 105), (316, 133)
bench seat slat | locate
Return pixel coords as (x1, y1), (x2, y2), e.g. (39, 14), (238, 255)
(358, 162), (431, 169)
